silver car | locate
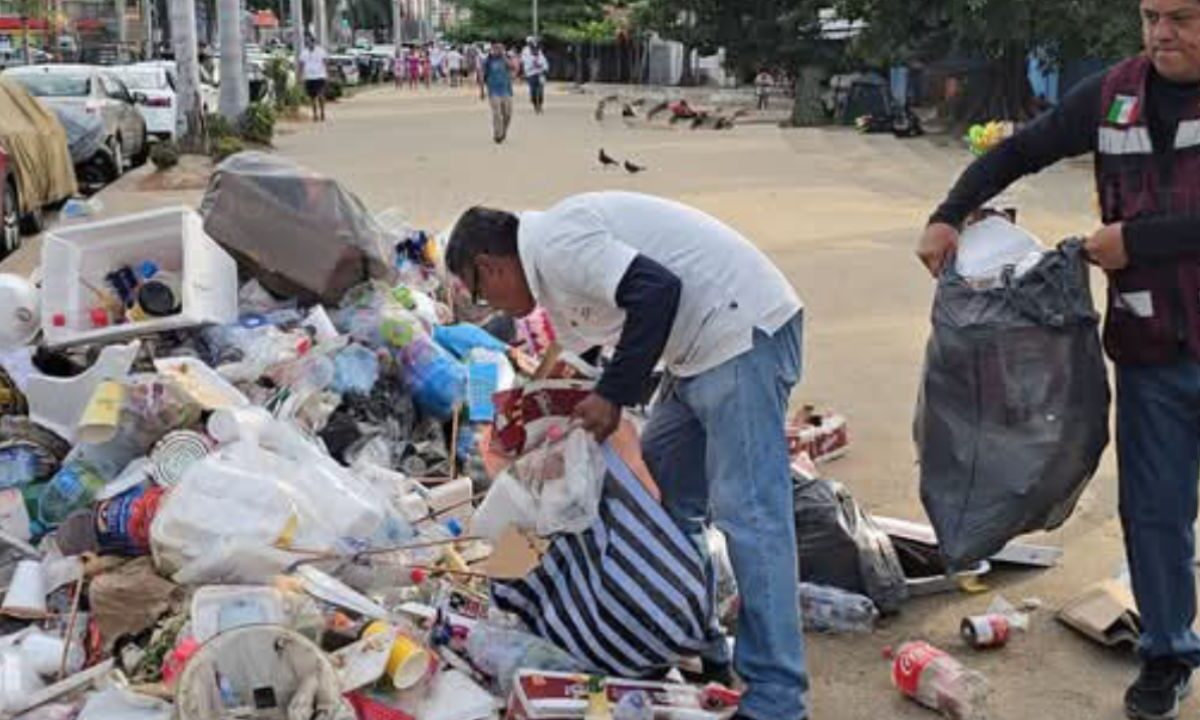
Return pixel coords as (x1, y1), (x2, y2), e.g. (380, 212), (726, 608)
(3, 64), (148, 174)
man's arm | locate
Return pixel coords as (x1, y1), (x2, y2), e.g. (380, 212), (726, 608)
(1125, 215), (1200, 264)
(595, 255), (682, 407)
(930, 74), (1103, 227)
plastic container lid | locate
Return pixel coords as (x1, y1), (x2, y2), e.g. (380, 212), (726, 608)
(137, 281), (180, 317)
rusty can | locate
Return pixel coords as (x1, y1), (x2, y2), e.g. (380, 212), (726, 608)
(961, 613), (1010, 649)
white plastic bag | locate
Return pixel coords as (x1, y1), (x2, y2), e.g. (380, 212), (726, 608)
(955, 217), (1045, 288)
(512, 429), (606, 537)
(151, 420), (393, 578)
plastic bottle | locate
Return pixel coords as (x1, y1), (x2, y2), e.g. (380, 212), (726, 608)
(464, 623), (588, 696)
(892, 641), (989, 720)
(798, 582), (879, 633)
(584, 676), (613, 720)
(38, 460), (107, 526)
(0, 446), (39, 489)
(613, 690), (654, 720)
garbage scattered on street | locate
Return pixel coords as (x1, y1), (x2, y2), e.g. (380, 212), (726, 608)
(891, 641), (989, 720)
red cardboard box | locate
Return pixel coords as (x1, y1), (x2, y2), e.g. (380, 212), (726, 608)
(505, 671), (739, 720)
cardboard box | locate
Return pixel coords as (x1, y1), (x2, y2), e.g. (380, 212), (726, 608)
(505, 671), (738, 720)
(1058, 579), (1141, 647)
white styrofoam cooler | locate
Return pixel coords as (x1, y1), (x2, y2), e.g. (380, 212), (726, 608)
(40, 206), (239, 347)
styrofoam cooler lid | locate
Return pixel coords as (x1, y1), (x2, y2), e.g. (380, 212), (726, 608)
(0, 275), (38, 350)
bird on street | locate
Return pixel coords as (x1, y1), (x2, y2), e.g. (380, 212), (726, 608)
(599, 149), (620, 167)
(624, 160), (646, 174)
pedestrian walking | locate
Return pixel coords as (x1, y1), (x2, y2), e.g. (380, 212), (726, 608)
(393, 47), (406, 90)
(406, 47), (421, 90)
(755, 68), (774, 110)
(298, 36), (328, 122)
(446, 46), (465, 87)
(521, 38), (549, 113)
(445, 191), (809, 720)
(919, 2), (1200, 718)
(430, 44), (445, 85)
(480, 42), (514, 143)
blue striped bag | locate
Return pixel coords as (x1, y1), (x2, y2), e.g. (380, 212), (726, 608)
(491, 445), (713, 678)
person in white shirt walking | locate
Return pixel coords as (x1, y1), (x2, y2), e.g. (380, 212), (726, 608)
(298, 37), (329, 122)
(520, 38), (549, 113)
(444, 191), (809, 720)
(446, 46), (465, 87)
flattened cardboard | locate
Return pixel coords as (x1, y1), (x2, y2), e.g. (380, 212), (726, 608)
(1057, 578), (1141, 647)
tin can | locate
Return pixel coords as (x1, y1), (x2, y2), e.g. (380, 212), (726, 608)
(960, 613), (1010, 649)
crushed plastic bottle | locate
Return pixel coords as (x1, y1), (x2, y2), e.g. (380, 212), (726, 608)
(464, 623), (589, 696)
(613, 690), (654, 720)
(892, 641), (989, 720)
(798, 582), (878, 633)
(0, 446), (39, 489)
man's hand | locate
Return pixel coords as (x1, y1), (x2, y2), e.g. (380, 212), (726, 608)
(572, 393), (621, 443)
(1085, 223), (1129, 271)
(917, 223), (960, 277)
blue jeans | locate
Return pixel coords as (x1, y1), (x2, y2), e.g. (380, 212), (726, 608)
(1118, 362), (1200, 666)
(642, 313), (808, 720)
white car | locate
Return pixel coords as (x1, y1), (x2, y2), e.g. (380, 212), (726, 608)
(3, 64), (148, 171)
(134, 61), (220, 130)
(109, 65), (177, 140)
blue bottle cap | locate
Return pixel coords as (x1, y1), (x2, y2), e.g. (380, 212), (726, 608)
(444, 518), (463, 537)
(139, 260), (159, 280)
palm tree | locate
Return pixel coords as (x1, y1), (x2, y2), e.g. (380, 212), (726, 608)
(170, 0), (204, 148)
(217, 0), (248, 119)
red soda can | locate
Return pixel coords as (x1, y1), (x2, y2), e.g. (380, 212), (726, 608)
(960, 613), (1011, 649)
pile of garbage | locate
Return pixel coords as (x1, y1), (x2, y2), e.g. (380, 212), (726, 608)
(0, 153), (768, 720)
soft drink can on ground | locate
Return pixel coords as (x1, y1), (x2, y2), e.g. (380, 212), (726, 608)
(961, 614), (1010, 649)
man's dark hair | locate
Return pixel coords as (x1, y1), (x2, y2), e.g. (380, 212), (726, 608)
(445, 206), (520, 282)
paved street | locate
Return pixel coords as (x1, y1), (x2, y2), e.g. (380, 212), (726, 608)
(11, 82), (1168, 719)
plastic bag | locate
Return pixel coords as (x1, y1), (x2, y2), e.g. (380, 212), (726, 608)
(465, 623), (589, 696)
(505, 428), (606, 537)
(793, 469), (908, 615)
(954, 217), (1045, 288)
(150, 420), (401, 578)
(915, 239), (1110, 569)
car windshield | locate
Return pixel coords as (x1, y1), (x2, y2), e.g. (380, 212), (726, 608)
(114, 69), (167, 90)
(12, 72), (89, 97)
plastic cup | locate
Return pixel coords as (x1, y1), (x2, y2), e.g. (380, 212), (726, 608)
(78, 380), (125, 444)
(361, 623), (430, 690)
(1, 560), (46, 619)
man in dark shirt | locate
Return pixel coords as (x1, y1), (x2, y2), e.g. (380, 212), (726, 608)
(921, 2), (1200, 718)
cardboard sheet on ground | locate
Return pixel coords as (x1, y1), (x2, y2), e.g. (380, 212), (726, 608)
(0, 79), (76, 215)
(1058, 578), (1141, 647)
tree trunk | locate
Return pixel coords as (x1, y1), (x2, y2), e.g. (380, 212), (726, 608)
(313, 0), (327, 48)
(217, 0), (247, 120)
(143, 0), (154, 58)
(958, 44), (1037, 123)
(170, 0), (204, 149)
(115, 0), (127, 60)
(790, 64), (826, 127)
(21, 20), (29, 65)
(391, 0), (399, 48)
(291, 0), (303, 71)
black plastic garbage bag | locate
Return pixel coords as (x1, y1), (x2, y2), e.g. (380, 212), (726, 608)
(794, 470), (908, 615)
(914, 239), (1110, 569)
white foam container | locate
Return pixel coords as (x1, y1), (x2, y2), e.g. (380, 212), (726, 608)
(40, 206), (238, 348)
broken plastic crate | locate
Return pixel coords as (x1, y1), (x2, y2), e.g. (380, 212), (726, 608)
(40, 206), (238, 348)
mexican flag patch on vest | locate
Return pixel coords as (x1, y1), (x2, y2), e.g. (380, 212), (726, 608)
(1107, 94), (1140, 125)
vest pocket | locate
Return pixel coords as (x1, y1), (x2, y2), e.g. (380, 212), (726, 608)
(1103, 268), (1180, 364)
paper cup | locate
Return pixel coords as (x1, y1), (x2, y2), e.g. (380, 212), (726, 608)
(361, 624), (430, 690)
(1, 561), (46, 619)
(77, 380), (124, 445)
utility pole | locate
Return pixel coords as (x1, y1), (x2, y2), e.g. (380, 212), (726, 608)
(290, 0), (302, 70)
(531, 0), (537, 38)
(142, 0), (153, 58)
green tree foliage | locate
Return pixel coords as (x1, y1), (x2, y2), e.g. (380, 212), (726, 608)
(451, 0), (606, 43)
(835, 0), (1142, 119)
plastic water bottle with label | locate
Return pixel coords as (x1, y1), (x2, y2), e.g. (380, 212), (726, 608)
(39, 460), (107, 526)
(798, 582), (879, 633)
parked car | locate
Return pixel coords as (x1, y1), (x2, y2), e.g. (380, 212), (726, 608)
(136, 60), (220, 116)
(327, 55), (361, 86)
(0, 78), (76, 259)
(109, 64), (176, 140)
(3, 64), (148, 174)
(48, 104), (114, 195)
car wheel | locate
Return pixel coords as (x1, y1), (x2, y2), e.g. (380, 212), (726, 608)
(77, 148), (118, 195)
(1, 179), (19, 259)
